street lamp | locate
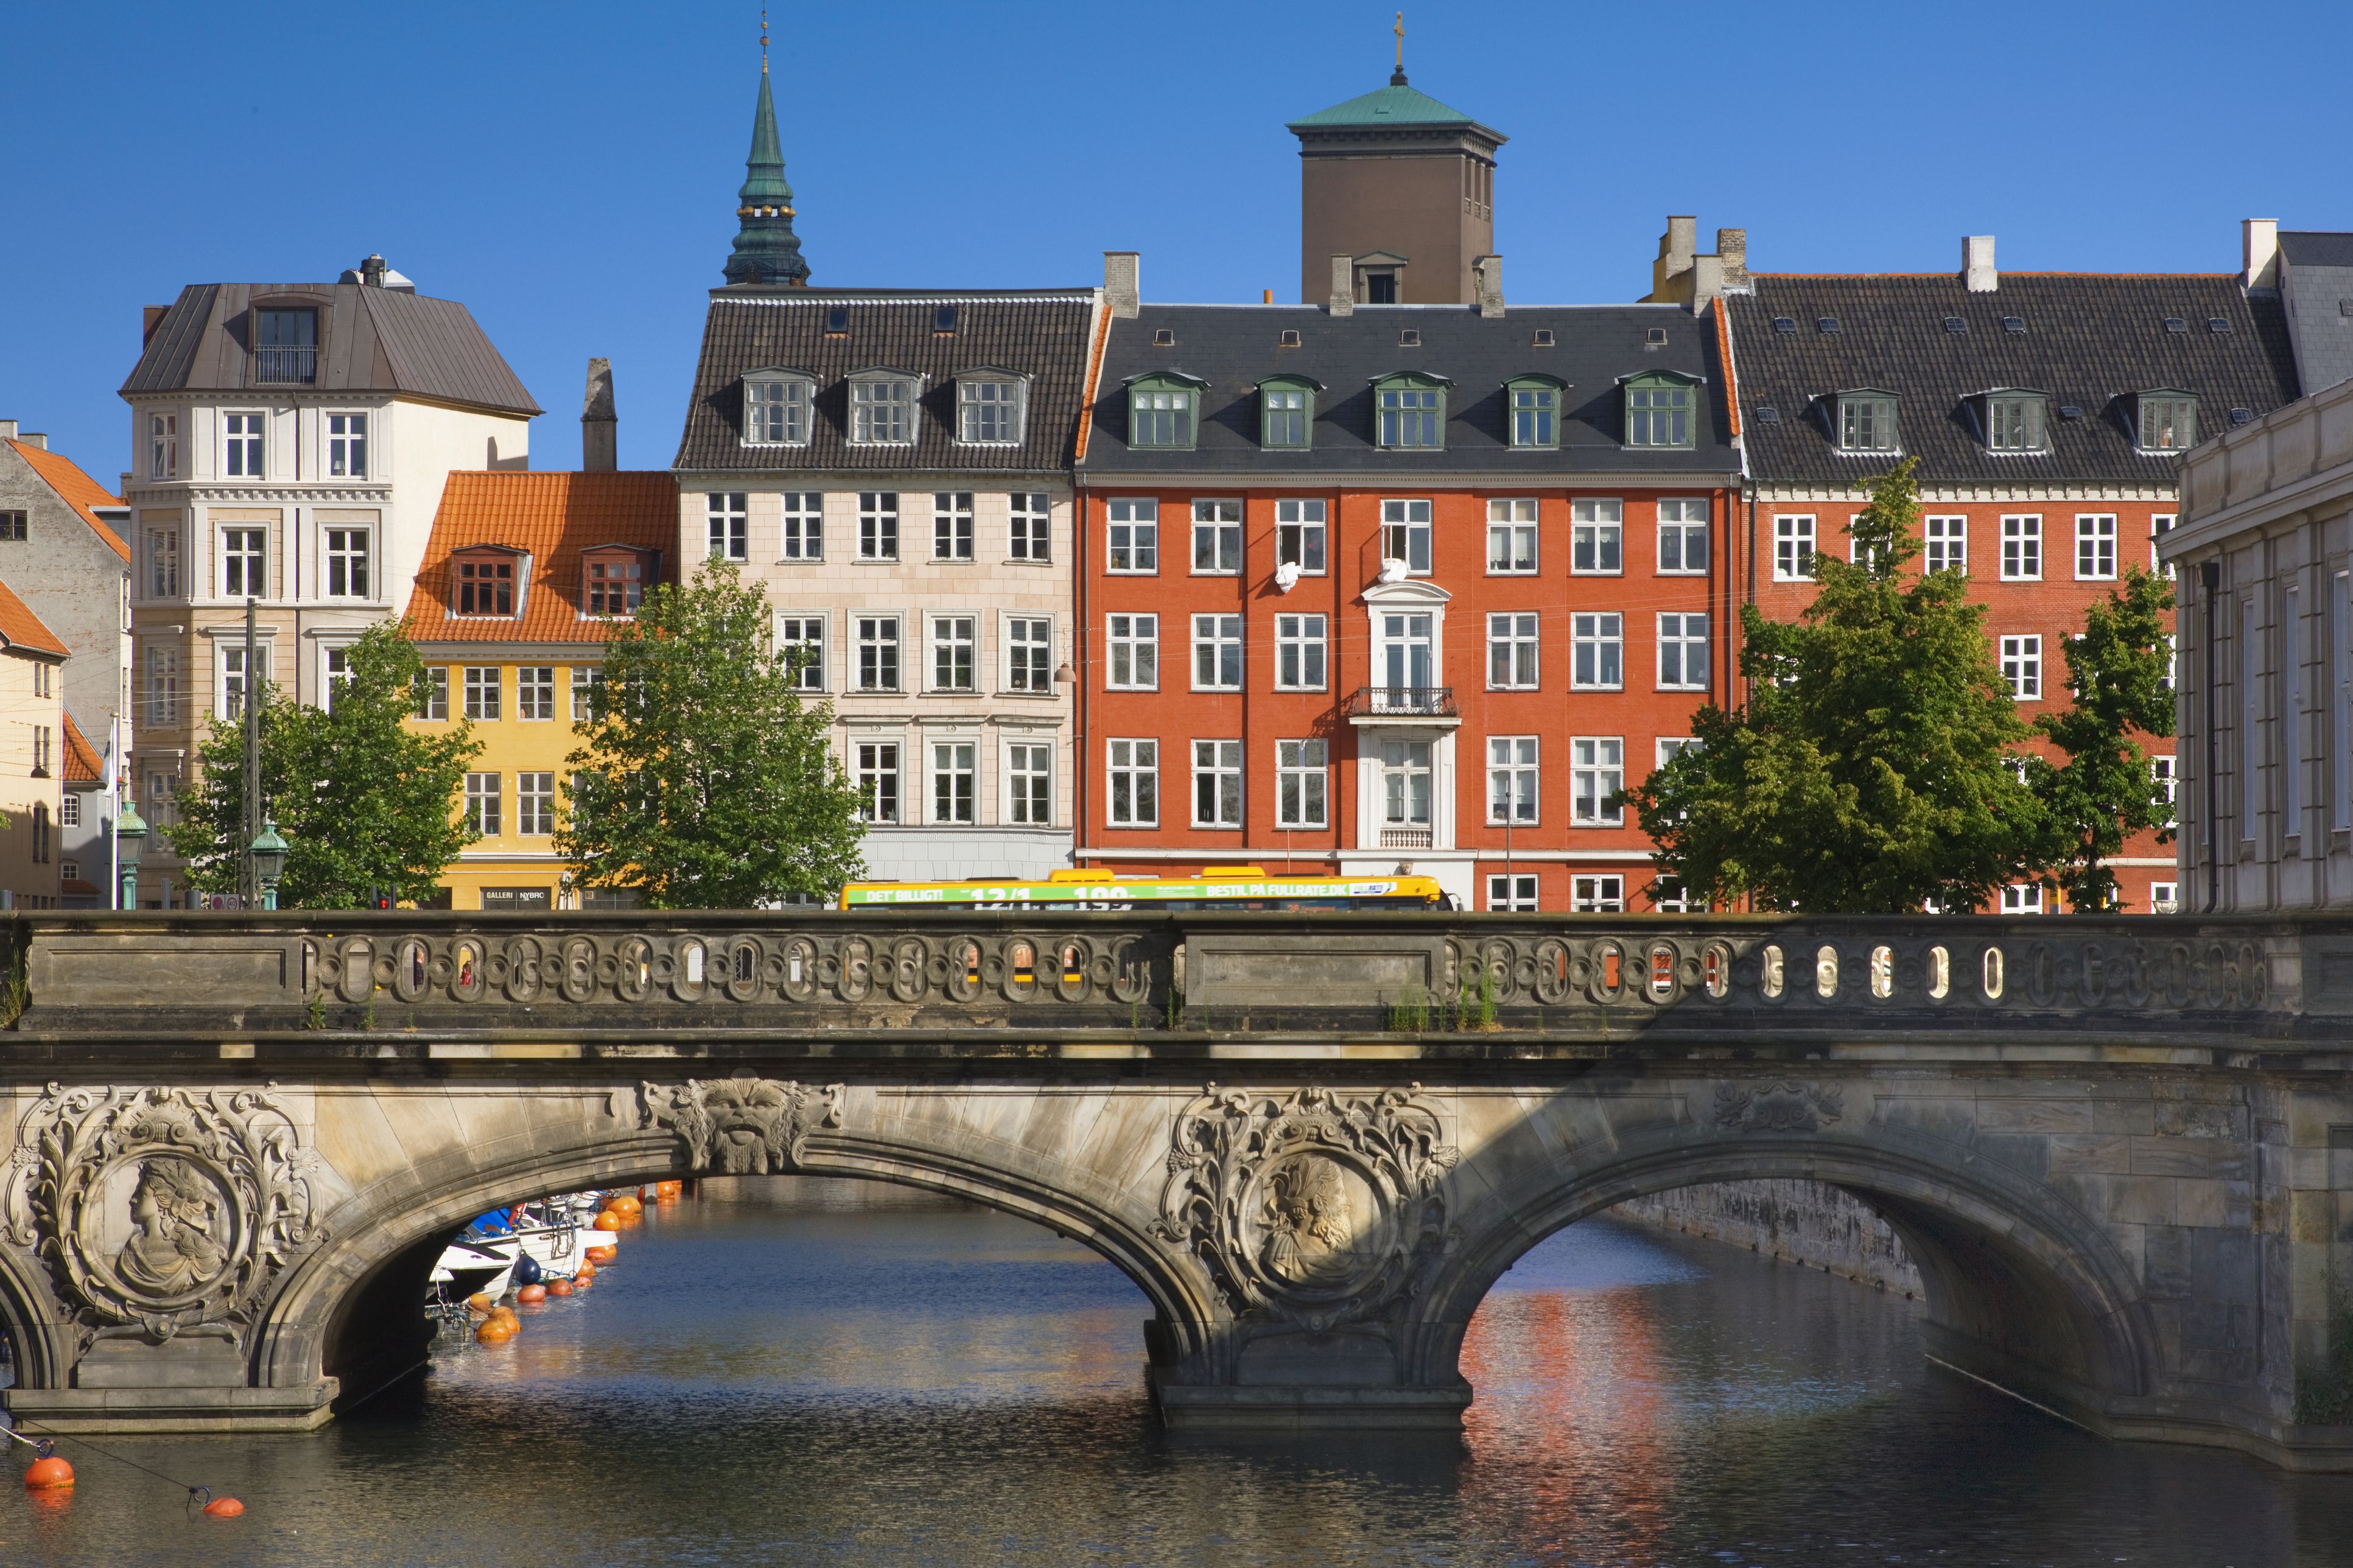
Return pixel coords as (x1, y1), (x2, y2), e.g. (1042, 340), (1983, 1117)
(116, 802), (147, 910)
(250, 819), (290, 911)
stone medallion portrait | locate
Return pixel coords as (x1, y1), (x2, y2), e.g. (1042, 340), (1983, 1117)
(1250, 1152), (1384, 1293)
(105, 1155), (235, 1300)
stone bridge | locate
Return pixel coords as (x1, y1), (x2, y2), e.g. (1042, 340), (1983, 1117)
(1, 910), (2349, 1471)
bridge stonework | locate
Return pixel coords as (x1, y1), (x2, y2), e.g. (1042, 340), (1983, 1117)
(0, 911), (2349, 1471)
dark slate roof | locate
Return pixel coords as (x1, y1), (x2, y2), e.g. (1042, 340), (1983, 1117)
(2280, 231), (2353, 268)
(2277, 233), (2353, 396)
(1727, 275), (2298, 486)
(119, 282), (539, 415)
(672, 287), (1098, 473)
(1079, 304), (1735, 476)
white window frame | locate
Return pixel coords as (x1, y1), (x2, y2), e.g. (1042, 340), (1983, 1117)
(1571, 874), (1625, 912)
(1657, 498), (1708, 575)
(146, 525), (180, 598)
(957, 376), (1026, 445)
(1008, 492), (1051, 563)
(1658, 611), (1709, 691)
(2001, 634), (2043, 700)
(1572, 498), (1624, 575)
(1006, 615), (1053, 694)
(517, 771), (556, 836)
(780, 491), (824, 561)
(855, 614), (902, 693)
(1380, 498), (1432, 575)
(1191, 499), (1243, 575)
(414, 664), (447, 722)
(1107, 738), (1159, 828)
(1486, 497), (1538, 575)
(930, 740), (977, 825)
(464, 772), (502, 836)
(569, 663), (603, 718)
(2075, 514), (2118, 581)
(707, 492), (748, 562)
(1191, 739), (1244, 829)
(323, 525), (371, 600)
(743, 372), (813, 446)
(1487, 611), (1538, 691)
(1925, 515), (1968, 575)
(1571, 736), (1624, 827)
(515, 665), (556, 721)
(463, 665), (500, 720)
(1275, 613), (1327, 691)
(1487, 873), (1540, 912)
(326, 411), (368, 478)
(933, 492), (975, 562)
(854, 740), (902, 824)
(222, 411), (265, 478)
(774, 614), (827, 693)
(928, 615), (978, 693)
(2150, 881), (2179, 914)
(1275, 738), (1327, 828)
(148, 410), (178, 479)
(2001, 883), (2046, 914)
(1487, 735), (1539, 826)
(1107, 498), (1159, 574)
(1107, 614), (1158, 691)
(1006, 739), (1053, 826)
(219, 642), (269, 720)
(1572, 612), (1623, 691)
(849, 374), (918, 445)
(1774, 514), (1815, 581)
(1276, 499), (1327, 574)
(1191, 614), (1243, 691)
(2151, 514), (2176, 578)
(2001, 514), (2043, 581)
(2152, 754), (2177, 808)
(219, 524), (267, 599)
(858, 492), (900, 561)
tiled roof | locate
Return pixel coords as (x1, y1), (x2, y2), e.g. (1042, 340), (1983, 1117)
(60, 710), (102, 786)
(1287, 82), (1496, 134)
(1079, 304), (1738, 477)
(672, 289), (1098, 474)
(401, 471), (680, 646)
(121, 283), (539, 417)
(0, 577), (68, 659)
(1728, 274), (2300, 486)
(2277, 233), (2353, 396)
(7, 440), (127, 562)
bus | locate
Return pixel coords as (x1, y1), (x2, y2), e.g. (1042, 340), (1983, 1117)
(837, 867), (1451, 911)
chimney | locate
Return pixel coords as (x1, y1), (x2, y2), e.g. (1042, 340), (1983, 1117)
(18, 433), (46, 450)
(142, 306), (169, 346)
(1691, 256), (1725, 312)
(1963, 235), (1997, 293)
(2243, 219), (2280, 290)
(1329, 254), (1355, 317)
(0, 420), (15, 441)
(361, 253), (388, 289)
(1472, 255), (1505, 318)
(1104, 252), (1140, 320)
(121, 472), (133, 497)
(1716, 228), (1749, 290)
(581, 359), (617, 472)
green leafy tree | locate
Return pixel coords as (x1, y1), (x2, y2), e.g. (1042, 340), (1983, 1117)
(1628, 458), (2047, 913)
(166, 623), (482, 907)
(559, 559), (864, 908)
(2027, 568), (2177, 911)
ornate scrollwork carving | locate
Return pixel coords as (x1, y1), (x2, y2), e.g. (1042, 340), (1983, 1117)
(1713, 1079), (1845, 1133)
(1154, 1083), (1459, 1331)
(2, 1083), (323, 1343)
(639, 1077), (843, 1174)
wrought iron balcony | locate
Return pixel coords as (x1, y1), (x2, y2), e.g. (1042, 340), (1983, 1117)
(253, 345), (317, 385)
(1345, 685), (1457, 719)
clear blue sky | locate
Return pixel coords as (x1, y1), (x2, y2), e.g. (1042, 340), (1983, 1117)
(5, 1), (2348, 478)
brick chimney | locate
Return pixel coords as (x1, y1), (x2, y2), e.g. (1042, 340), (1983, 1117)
(1964, 235), (1997, 293)
(1716, 228), (1749, 290)
(581, 360), (617, 472)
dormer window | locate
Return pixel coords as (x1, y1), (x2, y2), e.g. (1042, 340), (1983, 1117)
(957, 373), (1027, 444)
(451, 548), (522, 617)
(1126, 373), (1204, 450)
(1622, 371), (1699, 449)
(253, 307), (318, 384)
(1259, 376), (1319, 449)
(848, 371), (919, 444)
(1982, 390), (2049, 453)
(583, 547), (648, 618)
(1507, 375), (1565, 449)
(1836, 390), (1899, 453)
(1373, 372), (1450, 449)
(2137, 391), (2198, 452)
(743, 371), (812, 446)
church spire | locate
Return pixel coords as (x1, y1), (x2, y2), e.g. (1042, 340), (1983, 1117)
(723, 11), (810, 287)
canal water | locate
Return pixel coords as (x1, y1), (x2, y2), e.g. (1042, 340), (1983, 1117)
(5, 1178), (2350, 1566)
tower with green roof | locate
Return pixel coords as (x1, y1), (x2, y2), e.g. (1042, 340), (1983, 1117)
(1287, 47), (1504, 307)
(722, 41), (810, 287)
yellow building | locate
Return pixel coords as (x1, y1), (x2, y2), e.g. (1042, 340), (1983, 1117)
(0, 578), (69, 909)
(402, 470), (675, 909)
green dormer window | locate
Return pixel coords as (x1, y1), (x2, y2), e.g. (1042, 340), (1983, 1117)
(1373, 372), (1451, 449)
(1623, 372), (1699, 448)
(1127, 372), (1204, 450)
(1507, 375), (1565, 448)
(1258, 376), (1320, 449)
(1836, 390), (1899, 452)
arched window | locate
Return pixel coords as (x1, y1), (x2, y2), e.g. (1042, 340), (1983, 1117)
(742, 370), (812, 446)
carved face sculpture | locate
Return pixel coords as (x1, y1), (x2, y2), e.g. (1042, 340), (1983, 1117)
(1258, 1154), (1363, 1289)
(115, 1157), (228, 1298)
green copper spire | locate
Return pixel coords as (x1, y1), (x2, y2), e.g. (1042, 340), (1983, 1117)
(724, 18), (809, 287)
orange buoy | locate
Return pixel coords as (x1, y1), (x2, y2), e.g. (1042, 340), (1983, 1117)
(572, 1275), (592, 1289)
(610, 1194), (643, 1217)
(22, 1455), (73, 1490)
(202, 1496), (245, 1518)
(592, 1211), (622, 1231)
(466, 1292), (496, 1314)
(585, 1246), (616, 1265)
(475, 1318), (513, 1344)
(516, 1283), (547, 1305)
(574, 1262), (594, 1280)
(547, 1278), (573, 1297)
(656, 1180), (682, 1201)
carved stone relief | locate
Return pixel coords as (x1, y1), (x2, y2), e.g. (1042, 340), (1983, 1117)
(1713, 1080), (1846, 1134)
(639, 1077), (843, 1174)
(2, 1084), (321, 1343)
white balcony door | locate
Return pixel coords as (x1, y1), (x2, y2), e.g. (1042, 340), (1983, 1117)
(1381, 612), (1434, 690)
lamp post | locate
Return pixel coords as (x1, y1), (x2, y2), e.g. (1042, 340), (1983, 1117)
(116, 802), (148, 910)
(250, 819), (290, 911)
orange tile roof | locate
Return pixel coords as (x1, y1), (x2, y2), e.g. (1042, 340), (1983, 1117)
(7, 440), (128, 563)
(0, 577), (68, 659)
(402, 471), (679, 645)
(60, 710), (103, 786)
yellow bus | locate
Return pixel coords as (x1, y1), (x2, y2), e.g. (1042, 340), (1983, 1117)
(837, 866), (1451, 911)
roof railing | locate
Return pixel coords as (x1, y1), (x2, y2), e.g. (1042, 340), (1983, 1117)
(253, 345), (317, 385)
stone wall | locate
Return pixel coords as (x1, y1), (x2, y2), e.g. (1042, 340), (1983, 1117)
(1613, 1180), (1924, 1297)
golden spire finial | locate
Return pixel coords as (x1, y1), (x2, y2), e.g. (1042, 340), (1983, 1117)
(761, 7), (769, 74)
(1395, 11), (1404, 71)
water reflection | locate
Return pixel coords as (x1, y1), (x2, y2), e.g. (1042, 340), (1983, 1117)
(4, 1177), (2349, 1567)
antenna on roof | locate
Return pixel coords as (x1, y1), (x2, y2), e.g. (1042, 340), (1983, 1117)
(1391, 11), (1406, 85)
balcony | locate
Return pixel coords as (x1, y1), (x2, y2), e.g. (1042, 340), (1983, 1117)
(1378, 825), (1434, 850)
(253, 345), (317, 385)
(1344, 685), (1459, 726)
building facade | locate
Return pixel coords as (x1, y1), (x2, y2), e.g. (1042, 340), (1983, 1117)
(117, 259), (539, 906)
(0, 581), (68, 908)
(0, 425), (132, 772)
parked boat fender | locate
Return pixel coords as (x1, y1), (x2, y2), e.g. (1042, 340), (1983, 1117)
(23, 1456), (73, 1490)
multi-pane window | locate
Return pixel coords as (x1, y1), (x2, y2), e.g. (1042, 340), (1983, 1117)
(569, 664), (602, 719)
(147, 527), (180, 597)
(2152, 754), (2178, 808)
(1573, 499), (1623, 574)
(516, 666), (555, 720)
(859, 493), (900, 561)
(775, 616), (825, 693)
(517, 772), (556, 836)
(1572, 875), (1626, 912)
(146, 770), (181, 831)
(253, 308), (315, 382)
(1839, 394), (1898, 452)
(149, 411), (178, 478)
(1191, 499), (1243, 573)
(780, 492), (823, 560)
(1007, 617), (1052, 693)
(327, 413), (367, 477)
(1192, 614), (1243, 690)
(1572, 737), (1624, 825)
(1275, 500), (1326, 573)
(1129, 384), (1196, 448)
(1275, 614), (1326, 690)
(1107, 499), (1158, 572)
(464, 773), (502, 836)
(457, 556), (513, 615)
(1652, 876), (1707, 913)
(222, 527), (265, 598)
(324, 528), (370, 598)
(931, 616), (977, 691)
(1658, 499), (1708, 574)
(1376, 381), (1444, 448)
(855, 742), (900, 823)
(1107, 614), (1158, 690)
(1489, 874), (1540, 912)
(585, 554), (642, 617)
(1262, 383), (1311, 448)
(415, 665), (448, 721)
(958, 378), (1022, 444)
(1192, 740), (1243, 828)
(1624, 379), (1693, 447)
(1573, 612), (1623, 690)
(1510, 383), (1557, 447)
(850, 377), (915, 444)
(1987, 395), (2046, 452)
(707, 493), (748, 561)
(464, 666), (500, 719)
(1009, 493), (1050, 562)
(745, 374), (810, 444)
(1381, 499), (1432, 574)
(1107, 739), (1158, 827)
(1489, 736), (1538, 825)
(2139, 394), (2197, 452)
(224, 413), (264, 477)
(1008, 742), (1052, 825)
(1380, 740), (1434, 836)
(933, 492), (975, 561)
(2001, 883), (2046, 914)
(931, 742), (977, 824)
(2001, 515), (2042, 580)
(1487, 498), (1538, 573)
(61, 794), (79, 828)
(1926, 516), (1968, 574)
(1276, 739), (1326, 828)
(1658, 612), (1709, 690)
(1488, 612), (1538, 690)
(1775, 515), (1815, 581)
(2001, 634), (2043, 699)
(2151, 514), (2175, 578)
(856, 616), (901, 691)
(2075, 514), (2117, 579)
